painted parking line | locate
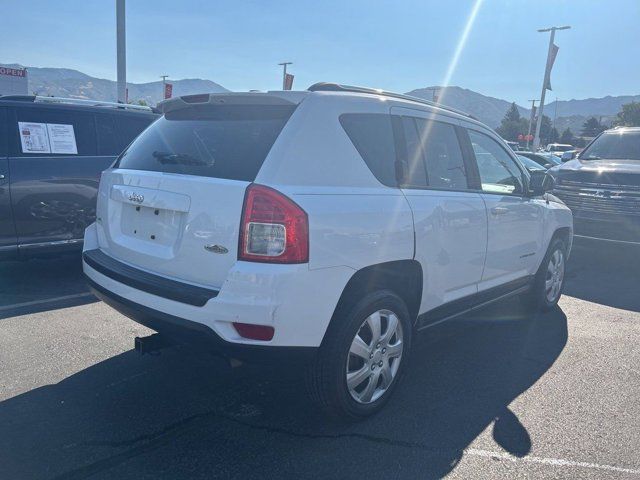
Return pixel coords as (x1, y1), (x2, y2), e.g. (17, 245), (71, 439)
(0, 292), (95, 312)
(466, 448), (640, 476)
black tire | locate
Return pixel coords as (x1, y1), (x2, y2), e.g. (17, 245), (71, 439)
(523, 237), (567, 312)
(307, 290), (412, 420)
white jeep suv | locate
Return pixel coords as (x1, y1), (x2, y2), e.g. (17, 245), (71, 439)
(83, 84), (572, 419)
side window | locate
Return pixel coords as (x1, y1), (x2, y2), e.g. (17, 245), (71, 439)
(468, 130), (524, 195)
(415, 118), (469, 190)
(397, 116), (428, 187)
(115, 115), (154, 153)
(13, 107), (96, 156)
(340, 113), (397, 187)
(95, 114), (119, 155)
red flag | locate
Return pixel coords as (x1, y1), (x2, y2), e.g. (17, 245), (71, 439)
(164, 83), (173, 99)
(284, 73), (294, 90)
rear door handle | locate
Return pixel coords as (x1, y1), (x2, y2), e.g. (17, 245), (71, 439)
(491, 206), (509, 216)
(0, 174), (5, 180)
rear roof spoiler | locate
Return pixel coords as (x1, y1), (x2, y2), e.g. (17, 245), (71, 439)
(158, 92), (305, 114)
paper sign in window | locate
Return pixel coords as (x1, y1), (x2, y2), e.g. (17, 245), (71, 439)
(18, 122), (51, 154)
(46, 124), (78, 154)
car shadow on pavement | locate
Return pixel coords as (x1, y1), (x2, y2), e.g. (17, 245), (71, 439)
(0, 255), (97, 320)
(563, 241), (640, 313)
(0, 299), (567, 480)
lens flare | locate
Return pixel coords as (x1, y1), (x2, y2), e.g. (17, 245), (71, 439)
(438, 0), (484, 105)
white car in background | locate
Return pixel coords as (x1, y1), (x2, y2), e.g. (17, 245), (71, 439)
(83, 84), (572, 419)
(545, 143), (574, 153)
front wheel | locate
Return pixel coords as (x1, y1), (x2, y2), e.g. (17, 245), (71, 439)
(524, 238), (567, 312)
(307, 290), (412, 420)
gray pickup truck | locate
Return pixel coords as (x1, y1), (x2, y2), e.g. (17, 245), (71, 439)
(0, 96), (157, 259)
(551, 127), (640, 245)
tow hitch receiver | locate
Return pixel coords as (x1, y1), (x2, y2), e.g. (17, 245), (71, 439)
(134, 333), (174, 355)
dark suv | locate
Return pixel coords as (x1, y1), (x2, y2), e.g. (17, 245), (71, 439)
(0, 96), (158, 259)
(551, 127), (640, 245)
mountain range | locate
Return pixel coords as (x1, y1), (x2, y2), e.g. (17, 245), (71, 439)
(3, 64), (638, 135)
(1, 64), (228, 106)
(407, 86), (639, 134)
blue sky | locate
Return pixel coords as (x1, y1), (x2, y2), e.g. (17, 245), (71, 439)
(1, 0), (638, 105)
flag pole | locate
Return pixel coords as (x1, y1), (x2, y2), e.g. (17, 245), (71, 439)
(532, 25), (570, 151)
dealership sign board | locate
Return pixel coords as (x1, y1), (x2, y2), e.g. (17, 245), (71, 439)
(0, 66), (28, 95)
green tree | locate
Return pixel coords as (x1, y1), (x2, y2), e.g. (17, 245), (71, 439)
(615, 101), (640, 127)
(495, 102), (528, 141)
(549, 127), (560, 144)
(560, 128), (575, 144)
(574, 137), (587, 148)
(581, 117), (606, 136)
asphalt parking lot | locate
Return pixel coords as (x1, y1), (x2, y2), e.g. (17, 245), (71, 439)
(1, 243), (639, 480)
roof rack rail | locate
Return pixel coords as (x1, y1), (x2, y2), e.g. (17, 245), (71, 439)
(0, 94), (153, 112)
(307, 82), (476, 120)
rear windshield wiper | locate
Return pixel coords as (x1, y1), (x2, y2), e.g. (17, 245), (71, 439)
(152, 151), (209, 166)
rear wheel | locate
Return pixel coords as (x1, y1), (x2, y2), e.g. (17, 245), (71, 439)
(524, 238), (567, 312)
(307, 290), (412, 420)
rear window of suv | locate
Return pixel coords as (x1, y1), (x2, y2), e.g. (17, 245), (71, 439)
(115, 104), (296, 181)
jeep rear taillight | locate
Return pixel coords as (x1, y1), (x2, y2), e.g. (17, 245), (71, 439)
(238, 184), (309, 264)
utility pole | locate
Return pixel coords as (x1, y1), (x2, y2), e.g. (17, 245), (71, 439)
(425, 87), (440, 102)
(526, 99), (537, 151)
(278, 62), (292, 90)
(553, 97), (559, 131)
(116, 0), (127, 103)
(533, 25), (570, 151)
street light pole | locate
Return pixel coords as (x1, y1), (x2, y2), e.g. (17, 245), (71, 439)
(532, 25), (570, 151)
(160, 75), (168, 99)
(278, 62), (292, 90)
(526, 99), (537, 151)
(116, 0), (127, 103)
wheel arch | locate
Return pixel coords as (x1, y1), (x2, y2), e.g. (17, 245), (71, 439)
(551, 226), (572, 256)
(322, 260), (423, 346)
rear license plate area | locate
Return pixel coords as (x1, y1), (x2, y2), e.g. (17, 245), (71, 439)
(120, 203), (182, 247)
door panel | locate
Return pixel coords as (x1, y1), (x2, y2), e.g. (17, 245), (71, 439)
(404, 189), (488, 312)
(9, 155), (114, 246)
(392, 109), (487, 315)
(480, 195), (543, 288)
(0, 158), (17, 254)
(466, 128), (544, 289)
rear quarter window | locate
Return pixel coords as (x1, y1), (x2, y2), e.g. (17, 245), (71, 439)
(12, 106), (97, 156)
(116, 104), (296, 181)
(340, 113), (398, 187)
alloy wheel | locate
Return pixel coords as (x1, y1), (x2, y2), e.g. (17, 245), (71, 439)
(345, 309), (404, 404)
(545, 248), (565, 303)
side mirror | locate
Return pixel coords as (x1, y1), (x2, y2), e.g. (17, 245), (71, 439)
(529, 170), (554, 196)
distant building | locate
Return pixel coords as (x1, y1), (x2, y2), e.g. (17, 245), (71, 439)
(0, 66), (28, 95)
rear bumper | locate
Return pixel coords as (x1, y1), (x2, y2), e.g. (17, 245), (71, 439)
(83, 222), (354, 350)
(86, 276), (317, 364)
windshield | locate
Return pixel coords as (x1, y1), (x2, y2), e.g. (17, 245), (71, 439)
(579, 131), (640, 160)
(116, 104), (297, 181)
(517, 155), (545, 171)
